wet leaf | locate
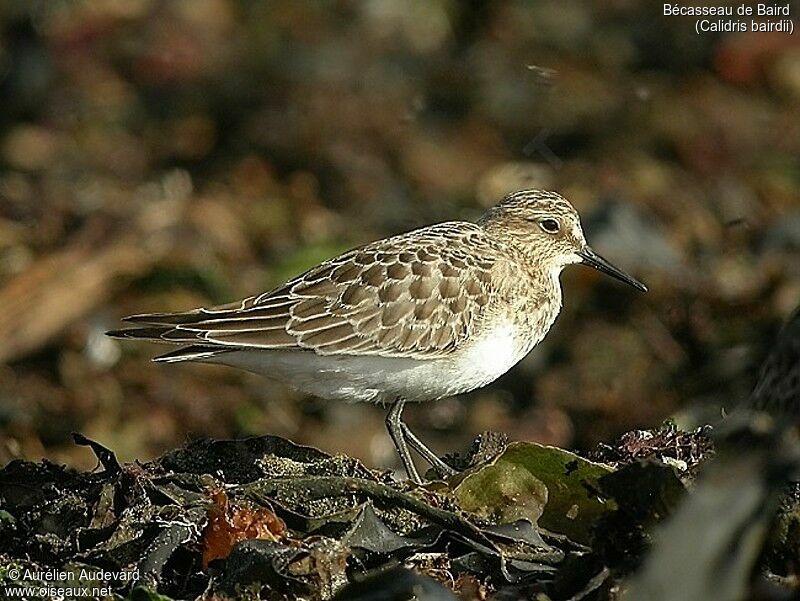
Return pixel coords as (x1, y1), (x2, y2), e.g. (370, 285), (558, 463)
(331, 565), (457, 601)
(218, 539), (309, 595)
(137, 519), (198, 586)
(483, 519), (549, 550)
(454, 461), (548, 525)
(456, 442), (614, 544)
(342, 503), (441, 554)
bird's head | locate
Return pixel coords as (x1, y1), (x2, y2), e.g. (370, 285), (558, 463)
(479, 189), (647, 292)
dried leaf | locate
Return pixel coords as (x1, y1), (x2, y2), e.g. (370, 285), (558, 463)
(201, 488), (286, 569)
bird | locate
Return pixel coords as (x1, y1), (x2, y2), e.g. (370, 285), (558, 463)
(108, 189), (647, 483)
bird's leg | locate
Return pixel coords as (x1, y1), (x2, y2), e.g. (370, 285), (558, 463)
(385, 399), (422, 483)
(400, 423), (457, 477)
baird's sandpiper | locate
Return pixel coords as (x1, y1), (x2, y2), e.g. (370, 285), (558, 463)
(109, 190), (647, 482)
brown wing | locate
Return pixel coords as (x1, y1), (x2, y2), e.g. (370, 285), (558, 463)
(117, 223), (502, 358)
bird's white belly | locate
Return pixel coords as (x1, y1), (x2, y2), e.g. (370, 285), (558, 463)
(213, 323), (530, 404)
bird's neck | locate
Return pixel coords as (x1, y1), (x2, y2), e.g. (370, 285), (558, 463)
(499, 256), (563, 350)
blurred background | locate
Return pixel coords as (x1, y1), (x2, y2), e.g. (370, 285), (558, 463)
(0, 0), (797, 471)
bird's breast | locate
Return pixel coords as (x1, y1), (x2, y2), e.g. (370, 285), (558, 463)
(444, 321), (533, 391)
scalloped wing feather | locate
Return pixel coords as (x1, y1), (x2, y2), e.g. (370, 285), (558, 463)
(116, 223), (506, 359)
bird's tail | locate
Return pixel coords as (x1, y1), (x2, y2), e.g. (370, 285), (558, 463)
(106, 311), (234, 363)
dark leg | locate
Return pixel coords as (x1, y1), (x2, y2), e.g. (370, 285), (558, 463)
(385, 399), (422, 483)
(401, 423), (457, 477)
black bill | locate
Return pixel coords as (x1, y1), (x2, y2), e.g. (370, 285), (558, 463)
(578, 246), (648, 292)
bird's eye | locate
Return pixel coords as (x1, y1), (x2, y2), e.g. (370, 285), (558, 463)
(539, 219), (560, 234)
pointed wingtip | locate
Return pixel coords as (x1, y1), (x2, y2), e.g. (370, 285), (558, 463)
(122, 310), (205, 325)
(105, 326), (172, 340)
(123, 312), (170, 324)
(153, 346), (227, 363)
